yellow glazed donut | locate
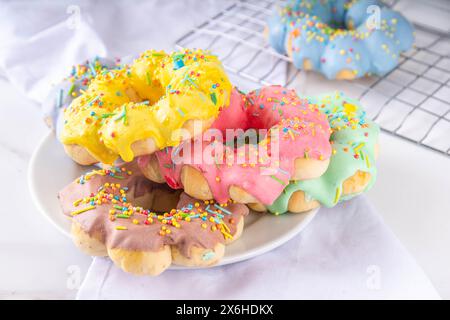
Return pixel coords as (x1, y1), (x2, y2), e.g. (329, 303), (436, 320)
(58, 162), (248, 276)
(60, 49), (232, 165)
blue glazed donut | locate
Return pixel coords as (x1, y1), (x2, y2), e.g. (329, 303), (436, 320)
(42, 57), (118, 138)
(266, 0), (414, 80)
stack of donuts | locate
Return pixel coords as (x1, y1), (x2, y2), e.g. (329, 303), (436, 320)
(50, 48), (379, 276)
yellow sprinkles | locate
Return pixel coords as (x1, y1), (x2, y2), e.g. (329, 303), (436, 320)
(70, 205), (96, 216)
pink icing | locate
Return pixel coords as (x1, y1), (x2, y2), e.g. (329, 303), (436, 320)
(138, 86), (331, 205)
(58, 162), (249, 256)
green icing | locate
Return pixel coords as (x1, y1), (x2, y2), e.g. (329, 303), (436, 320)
(267, 92), (380, 214)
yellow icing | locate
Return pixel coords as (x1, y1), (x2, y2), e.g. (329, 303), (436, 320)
(60, 49), (232, 164)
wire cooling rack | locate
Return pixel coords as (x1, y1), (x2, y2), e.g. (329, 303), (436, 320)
(175, 0), (450, 156)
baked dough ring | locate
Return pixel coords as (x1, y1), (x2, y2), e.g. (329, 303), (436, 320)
(266, 0), (414, 80)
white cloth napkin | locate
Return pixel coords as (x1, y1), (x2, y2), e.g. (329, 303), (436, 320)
(0, 0), (229, 103)
(77, 196), (439, 300)
(0, 1), (107, 103)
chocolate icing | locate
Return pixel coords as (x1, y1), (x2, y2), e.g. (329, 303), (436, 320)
(58, 162), (248, 257)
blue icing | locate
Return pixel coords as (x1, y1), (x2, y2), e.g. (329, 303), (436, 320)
(376, 7), (414, 51)
(357, 9), (403, 75)
(42, 57), (117, 138)
(293, 0), (334, 25)
(266, 0), (414, 80)
(287, 16), (331, 71)
(267, 10), (289, 54)
(360, 33), (400, 76)
(267, 0), (334, 54)
(330, 0), (350, 26)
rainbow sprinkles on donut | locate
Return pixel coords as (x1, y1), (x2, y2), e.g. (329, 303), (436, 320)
(59, 162), (249, 275)
(266, 0), (414, 79)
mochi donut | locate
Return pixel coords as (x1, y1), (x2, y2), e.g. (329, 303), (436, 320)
(249, 91), (380, 214)
(42, 57), (118, 136)
(266, 0), (414, 79)
(58, 162), (248, 276)
(61, 49), (232, 165)
(138, 86), (332, 206)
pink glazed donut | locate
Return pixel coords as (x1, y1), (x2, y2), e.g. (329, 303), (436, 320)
(138, 86), (331, 206)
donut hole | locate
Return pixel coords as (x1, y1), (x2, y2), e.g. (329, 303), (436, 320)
(327, 15), (356, 31)
(149, 189), (182, 213)
(130, 176), (182, 214)
(211, 88), (303, 164)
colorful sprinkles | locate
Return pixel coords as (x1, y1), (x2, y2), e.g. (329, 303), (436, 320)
(268, 0), (413, 79)
(71, 167), (237, 241)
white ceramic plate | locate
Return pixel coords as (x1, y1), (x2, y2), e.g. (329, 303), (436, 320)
(28, 132), (318, 269)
